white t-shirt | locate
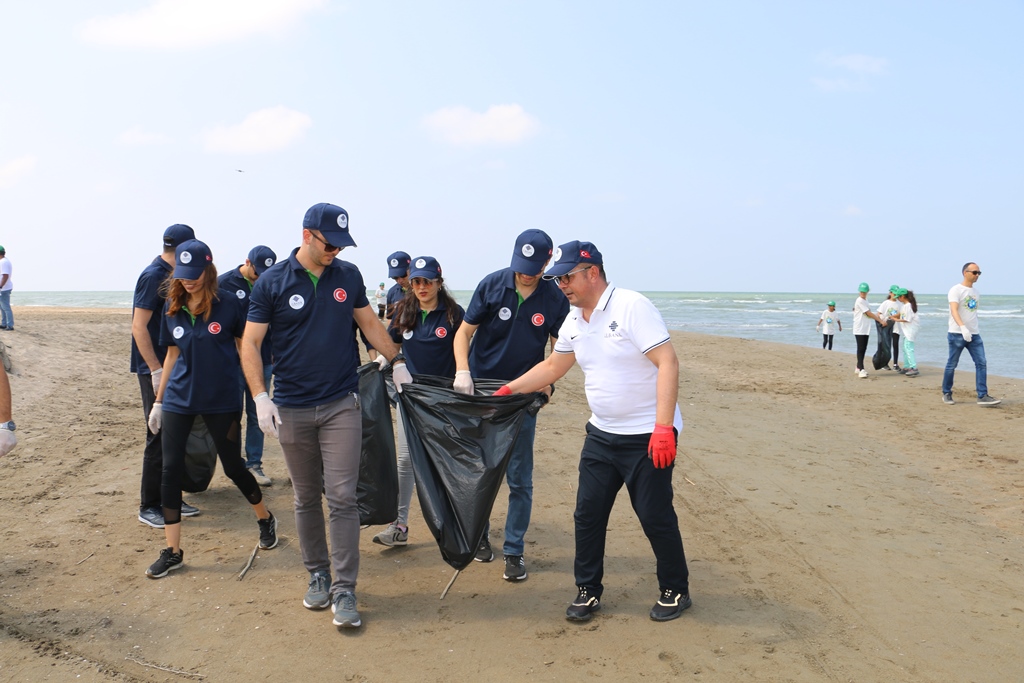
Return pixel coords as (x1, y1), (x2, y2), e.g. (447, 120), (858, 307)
(554, 284), (683, 435)
(852, 297), (872, 335)
(0, 257), (11, 292)
(898, 302), (920, 342)
(877, 298), (900, 322)
(948, 284), (979, 334)
(374, 288), (386, 306)
(819, 308), (840, 335)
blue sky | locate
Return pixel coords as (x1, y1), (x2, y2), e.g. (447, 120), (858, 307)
(1, 1), (1022, 294)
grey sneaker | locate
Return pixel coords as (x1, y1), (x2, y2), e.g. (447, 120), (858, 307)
(146, 547), (183, 578)
(180, 502), (200, 517)
(503, 554), (527, 581)
(372, 522), (408, 547)
(248, 467), (272, 486)
(904, 368), (920, 377)
(566, 586), (601, 622)
(942, 393), (955, 405)
(977, 394), (1002, 406)
(331, 591), (362, 628)
(474, 536), (494, 563)
(650, 588), (692, 622)
(138, 507), (165, 529)
(303, 571), (332, 610)
(257, 513), (278, 549)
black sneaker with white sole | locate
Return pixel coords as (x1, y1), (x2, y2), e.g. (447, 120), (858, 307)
(258, 513), (278, 549)
(503, 555), (527, 581)
(180, 502), (200, 517)
(566, 586), (601, 622)
(474, 536), (494, 563)
(146, 547), (183, 578)
(650, 588), (692, 621)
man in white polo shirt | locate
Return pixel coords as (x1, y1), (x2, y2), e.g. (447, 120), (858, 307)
(495, 240), (690, 623)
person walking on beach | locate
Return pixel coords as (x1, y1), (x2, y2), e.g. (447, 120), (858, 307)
(375, 282), (386, 319)
(453, 229), (569, 581)
(145, 240), (277, 578)
(241, 203), (407, 630)
(385, 251), (411, 319)
(219, 245), (278, 487)
(132, 224), (201, 528)
(0, 245), (13, 331)
(372, 256), (464, 549)
(852, 283), (885, 378)
(942, 263), (1000, 406)
(890, 288), (920, 377)
(817, 301), (841, 350)
(494, 240), (690, 622)
(878, 286), (903, 370)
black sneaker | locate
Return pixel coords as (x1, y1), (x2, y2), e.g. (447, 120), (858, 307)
(942, 393), (955, 405)
(503, 555), (527, 581)
(180, 502), (200, 517)
(566, 586), (601, 622)
(650, 588), (692, 621)
(138, 507), (165, 529)
(977, 394), (1002, 406)
(474, 536), (494, 563)
(258, 513), (278, 549)
(146, 547), (184, 578)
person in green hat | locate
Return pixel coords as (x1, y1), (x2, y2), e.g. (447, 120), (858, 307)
(877, 285), (903, 370)
(817, 301), (842, 350)
(852, 283), (885, 378)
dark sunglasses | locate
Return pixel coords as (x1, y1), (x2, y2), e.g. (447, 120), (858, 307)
(310, 231), (342, 253)
(967, 270), (982, 275)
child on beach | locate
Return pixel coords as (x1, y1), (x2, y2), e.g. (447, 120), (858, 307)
(817, 301), (842, 350)
(890, 288), (920, 377)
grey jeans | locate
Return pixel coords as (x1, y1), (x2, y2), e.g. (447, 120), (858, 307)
(278, 394), (361, 595)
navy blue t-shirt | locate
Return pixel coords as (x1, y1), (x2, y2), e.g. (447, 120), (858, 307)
(130, 256), (172, 374)
(388, 300), (465, 377)
(158, 290), (245, 415)
(218, 266), (273, 365)
(247, 248), (370, 408)
(464, 268), (570, 381)
(385, 283), (405, 316)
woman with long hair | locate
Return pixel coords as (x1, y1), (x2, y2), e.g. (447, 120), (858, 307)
(146, 239), (277, 578)
(372, 256), (464, 548)
(891, 288), (921, 377)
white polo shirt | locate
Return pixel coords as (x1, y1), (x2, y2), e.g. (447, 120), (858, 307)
(554, 284), (684, 435)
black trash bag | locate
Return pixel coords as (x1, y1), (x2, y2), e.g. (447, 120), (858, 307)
(397, 376), (545, 570)
(873, 320), (893, 370)
(356, 362), (399, 526)
(181, 415), (218, 494)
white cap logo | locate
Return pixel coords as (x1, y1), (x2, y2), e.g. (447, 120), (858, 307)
(236, 289), (246, 299)
(522, 244), (535, 257)
(264, 258), (274, 267)
(552, 247), (562, 262)
(289, 294), (305, 310)
(180, 251), (192, 264)
(390, 258), (399, 267)
(415, 258), (426, 268)
(172, 326), (185, 339)
(337, 213), (348, 229)
(498, 307), (512, 321)
(403, 330), (414, 340)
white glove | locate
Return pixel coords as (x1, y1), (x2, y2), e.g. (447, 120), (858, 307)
(393, 362), (412, 393)
(959, 325), (972, 343)
(148, 402), (163, 433)
(150, 368), (163, 394)
(374, 353), (388, 370)
(0, 428), (16, 457)
(454, 370), (474, 395)
(254, 392), (282, 438)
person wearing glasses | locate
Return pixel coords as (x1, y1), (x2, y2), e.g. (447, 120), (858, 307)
(241, 203), (408, 630)
(372, 256), (465, 549)
(493, 240), (690, 623)
(943, 263), (1000, 406)
(452, 229), (569, 582)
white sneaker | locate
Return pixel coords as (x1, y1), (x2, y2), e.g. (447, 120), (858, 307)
(858, 370), (869, 378)
(248, 467), (272, 486)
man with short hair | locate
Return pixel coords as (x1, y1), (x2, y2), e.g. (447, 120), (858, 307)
(219, 245), (278, 486)
(131, 224), (201, 528)
(385, 252), (411, 319)
(496, 240), (691, 622)
(0, 245), (13, 331)
(453, 229), (569, 581)
(241, 203), (408, 630)
(943, 263), (1000, 406)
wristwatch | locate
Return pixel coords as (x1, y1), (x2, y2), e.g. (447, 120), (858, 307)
(0, 420), (15, 432)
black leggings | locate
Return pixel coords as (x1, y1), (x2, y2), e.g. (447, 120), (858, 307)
(892, 333), (900, 365)
(822, 334), (834, 350)
(161, 411), (261, 525)
(855, 334), (869, 370)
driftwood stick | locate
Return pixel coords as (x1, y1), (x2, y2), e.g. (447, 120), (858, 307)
(125, 656), (205, 679)
(237, 542), (259, 580)
(440, 569), (460, 599)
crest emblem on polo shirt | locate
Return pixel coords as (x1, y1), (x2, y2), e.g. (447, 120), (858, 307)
(236, 289), (246, 299)
(390, 258), (399, 267)
(498, 307), (512, 321)
(415, 258), (426, 268)
(265, 257), (274, 267)
(522, 244), (534, 257)
(333, 288), (347, 303)
(172, 326), (184, 339)
(289, 294), (305, 309)
(435, 327), (447, 338)
(180, 251), (192, 264)
(208, 322), (222, 334)
(532, 313), (545, 326)
(553, 247), (562, 262)
(337, 213), (348, 228)
(403, 330), (414, 340)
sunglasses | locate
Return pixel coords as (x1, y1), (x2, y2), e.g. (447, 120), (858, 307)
(410, 277), (439, 287)
(309, 231), (342, 253)
(546, 266), (592, 286)
(967, 270), (982, 275)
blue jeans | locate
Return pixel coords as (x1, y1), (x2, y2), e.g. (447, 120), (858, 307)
(943, 333), (988, 398)
(502, 412), (537, 556)
(241, 364), (274, 468)
(0, 290), (12, 328)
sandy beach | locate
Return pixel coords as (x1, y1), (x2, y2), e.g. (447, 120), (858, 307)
(1, 307), (1022, 682)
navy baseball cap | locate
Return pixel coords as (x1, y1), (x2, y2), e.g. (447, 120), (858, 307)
(510, 229), (553, 275)
(174, 239), (213, 280)
(409, 256), (442, 280)
(248, 245), (277, 275)
(302, 203), (356, 248)
(387, 251), (411, 278)
(163, 224), (195, 248)
(544, 240), (603, 278)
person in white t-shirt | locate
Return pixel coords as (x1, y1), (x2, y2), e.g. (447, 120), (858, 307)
(877, 287), (903, 370)
(816, 301), (841, 350)
(942, 263), (1000, 406)
(0, 245), (13, 331)
(852, 283), (884, 378)
(889, 288), (920, 377)
(374, 282), (386, 319)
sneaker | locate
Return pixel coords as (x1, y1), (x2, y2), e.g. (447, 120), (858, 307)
(331, 591), (362, 628)
(904, 368), (920, 377)
(942, 393), (955, 405)
(138, 507), (165, 529)
(372, 522), (408, 547)
(180, 502), (200, 517)
(503, 554), (527, 581)
(474, 536), (494, 563)
(303, 571), (332, 610)
(146, 547), (184, 578)
(977, 394), (1002, 406)
(258, 513), (278, 549)
(566, 586), (601, 622)
(248, 467), (272, 486)
(858, 369), (869, 378)
(650, 588), (692, 622)
(893, 365), (902, 373)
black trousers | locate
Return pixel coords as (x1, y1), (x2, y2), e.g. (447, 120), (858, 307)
(892, 333), (900, 365)
(138, 374), (163, 510)
(822, 334), (834, 350)
(855, 334), (869, 370)
(574, 423), (689, 597)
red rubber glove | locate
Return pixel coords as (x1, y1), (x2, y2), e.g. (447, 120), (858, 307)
(493, 385), (512, 396)
(648, 424), (676, 469)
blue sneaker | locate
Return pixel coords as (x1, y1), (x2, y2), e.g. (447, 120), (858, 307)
(180, 502), (200, 517)
(303, 571), (331, 610)
(138, 507), (164, 529)
(331, 591), (362, 629)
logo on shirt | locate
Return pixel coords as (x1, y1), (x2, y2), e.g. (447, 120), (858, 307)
(435, 326), (448, 338)
(180, 251), (192, 264)
(522, 244), (535, 257)
(403, 330), (414, 340)
(289, 294), (305, 310)
(498, 307), (512, 321)
(605, 320), (622, 338)
(532, 313), (545, 326)
(235, 289), (246, 299)
(966, 296), (977, 310)
(208, 322), (222, 335)
(333, 288), (347, 303)
(172, 326), (184, 339)
(826, 317), (833, 324)
(337, 213), (348, 229)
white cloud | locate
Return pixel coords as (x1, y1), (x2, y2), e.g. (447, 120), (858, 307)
(0, 155), (37, 189)
(423, 104), (540, 146)
(845, 205), (863, 216)
(828, 54), (887, 75)
(78, 0), (326, 49)
(118, 126), (171, 146)
(203, 106), (312, 154)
